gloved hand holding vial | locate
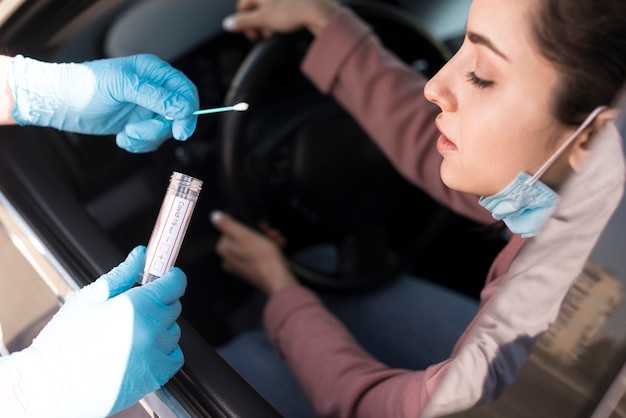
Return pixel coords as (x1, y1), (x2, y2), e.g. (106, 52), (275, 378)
(142, 172), (203, 283)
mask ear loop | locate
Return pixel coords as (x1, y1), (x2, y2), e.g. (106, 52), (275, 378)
(526, 105), (608, 186)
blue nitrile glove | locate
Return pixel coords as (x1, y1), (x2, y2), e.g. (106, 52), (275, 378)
(0, 246), (187, 418)
(8, 54), (199, 153)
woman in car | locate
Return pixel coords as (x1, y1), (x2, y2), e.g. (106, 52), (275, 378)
(212, 0), (626, 416)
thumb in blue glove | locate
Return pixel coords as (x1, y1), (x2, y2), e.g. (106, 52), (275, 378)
(0, 246), (187, 417)
(8, 54), (199, 153)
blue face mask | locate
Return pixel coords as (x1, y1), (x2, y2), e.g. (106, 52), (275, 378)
(478, 106), (607, 238)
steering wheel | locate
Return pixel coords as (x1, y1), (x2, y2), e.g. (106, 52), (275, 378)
(218, 0), (453, 290)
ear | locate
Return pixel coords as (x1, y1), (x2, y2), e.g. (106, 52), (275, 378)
(568, 108), (620, 171)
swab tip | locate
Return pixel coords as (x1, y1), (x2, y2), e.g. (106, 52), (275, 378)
(233, 102), (249, 111)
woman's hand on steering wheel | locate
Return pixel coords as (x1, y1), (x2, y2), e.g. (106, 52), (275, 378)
(222, 0), (340, 40)
(212, 210), (299, 296)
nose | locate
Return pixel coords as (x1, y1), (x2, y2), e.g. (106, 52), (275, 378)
(424, 60), (456, 112)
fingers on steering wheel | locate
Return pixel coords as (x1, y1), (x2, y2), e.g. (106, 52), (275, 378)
(258, 221), (287, 248)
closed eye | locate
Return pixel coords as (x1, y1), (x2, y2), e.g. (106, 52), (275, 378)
(466, 71), (494, 89)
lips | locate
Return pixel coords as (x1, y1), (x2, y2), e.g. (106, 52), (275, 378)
(434, 116), (458, 154)
(436, 133), (458, 154)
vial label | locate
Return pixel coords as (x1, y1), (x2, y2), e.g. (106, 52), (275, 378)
(144, 194), (193, 278)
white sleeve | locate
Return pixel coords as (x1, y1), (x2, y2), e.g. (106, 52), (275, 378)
(0, 362), (27, 417)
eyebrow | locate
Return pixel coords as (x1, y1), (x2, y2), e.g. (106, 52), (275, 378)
(466, 31), (510, 62)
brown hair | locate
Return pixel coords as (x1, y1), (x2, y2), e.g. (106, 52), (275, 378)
(532, 0), (626, 126)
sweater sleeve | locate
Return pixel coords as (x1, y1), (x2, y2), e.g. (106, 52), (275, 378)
(301, 8), (494, 224)
(262, 236), (528, 417)
(264, 285), (450, 418)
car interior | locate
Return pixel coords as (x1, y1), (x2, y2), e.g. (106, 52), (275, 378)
(0, 0), (502, 342)
(2, 0), (623, 417)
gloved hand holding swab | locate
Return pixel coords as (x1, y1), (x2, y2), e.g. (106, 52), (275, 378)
(166, 102), (249, 119)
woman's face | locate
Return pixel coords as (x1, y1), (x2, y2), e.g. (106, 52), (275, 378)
(424, 0), (576, 196)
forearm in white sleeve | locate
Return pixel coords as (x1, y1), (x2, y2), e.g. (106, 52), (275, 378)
(0, 55), (16, 125)
(0, 362), (27, 417)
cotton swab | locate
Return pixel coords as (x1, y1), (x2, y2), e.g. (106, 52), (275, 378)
(193, 102), (249, 115)
(165, 102), (249, 119)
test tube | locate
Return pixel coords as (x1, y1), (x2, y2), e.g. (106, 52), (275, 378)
(141, 171), (203, 284)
